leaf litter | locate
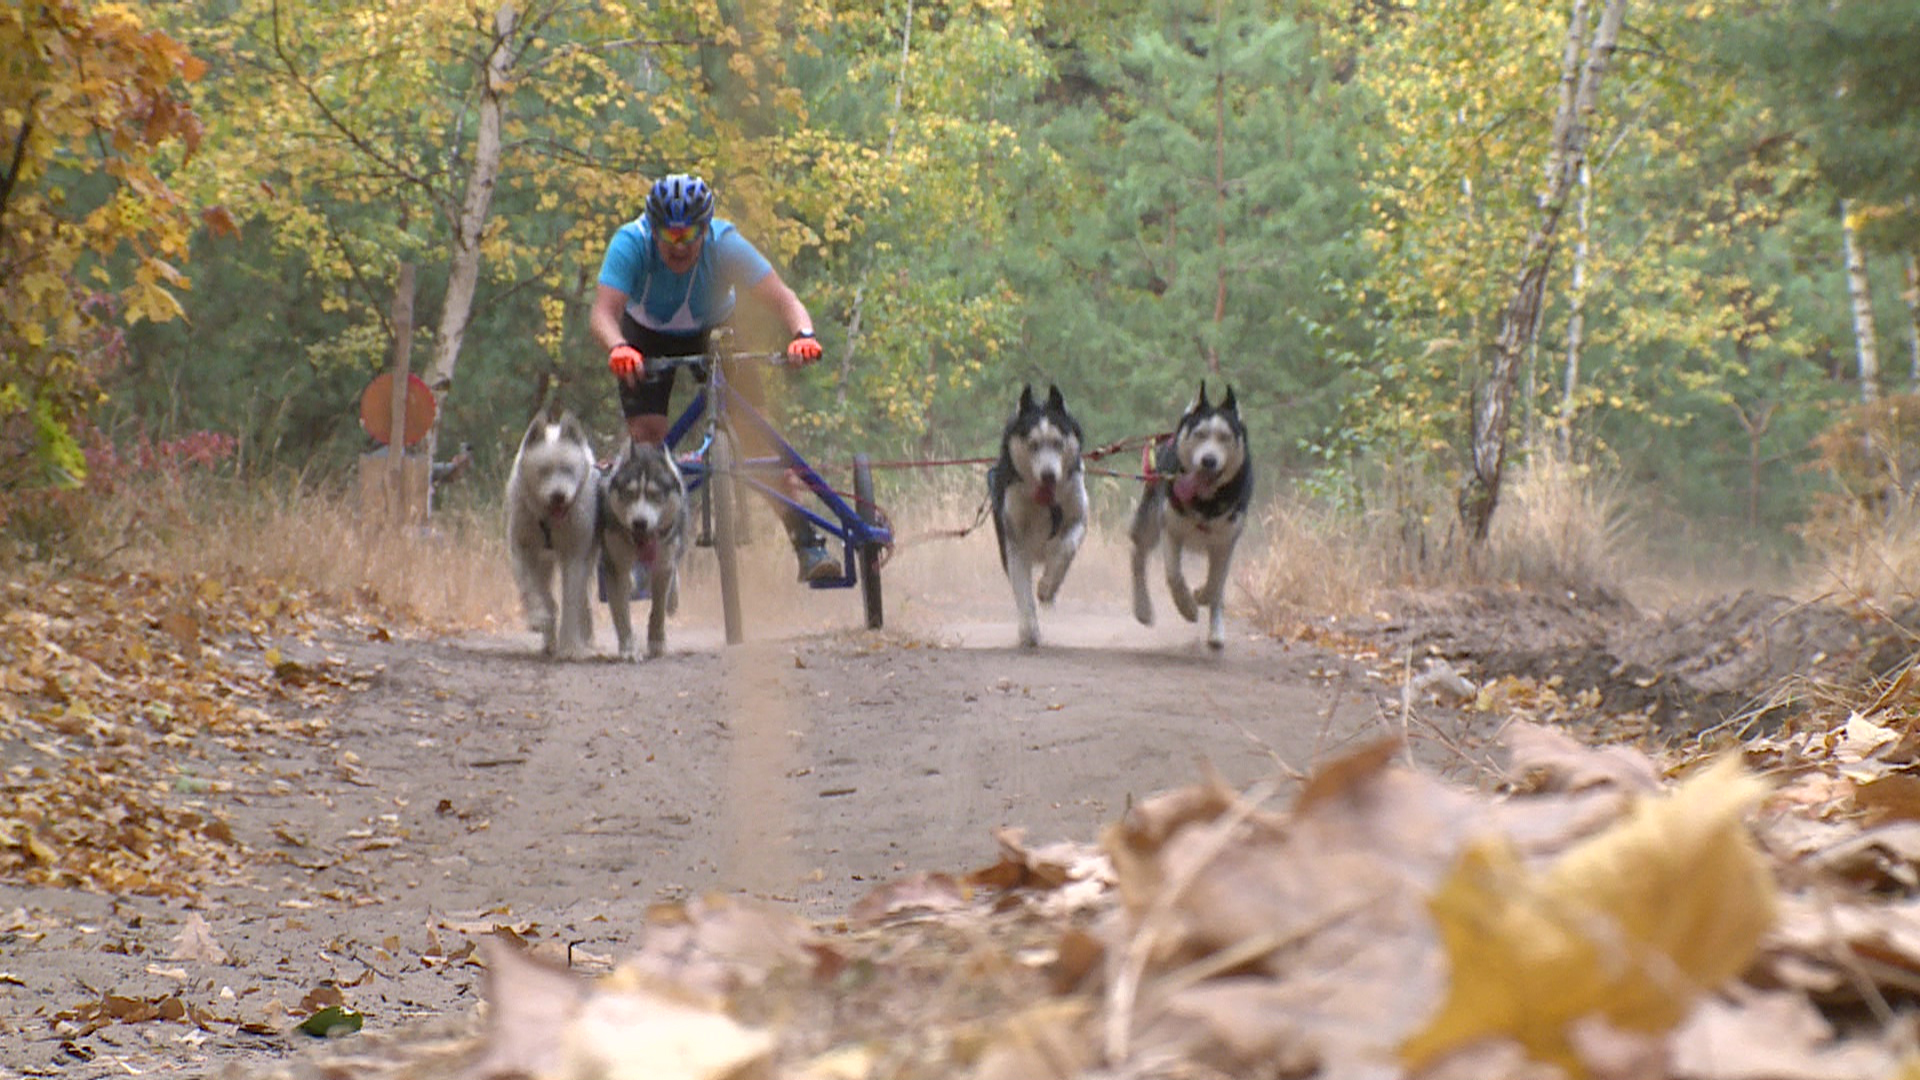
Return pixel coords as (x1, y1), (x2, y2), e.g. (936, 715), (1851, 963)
(11, 569), (1920, 1078)
(225, 713), (1920, 1080)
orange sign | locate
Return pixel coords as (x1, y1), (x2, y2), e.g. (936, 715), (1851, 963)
(358, 372), (437, 448)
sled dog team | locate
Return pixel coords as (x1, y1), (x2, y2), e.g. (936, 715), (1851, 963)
(507, 380), (1251, 660)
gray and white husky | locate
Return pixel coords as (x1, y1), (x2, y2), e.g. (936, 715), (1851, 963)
(597, 439), (689, 660)
(1130, 382), (1253, 650)
(989, 384), (1089, 649)
(505, 408), (599, 659)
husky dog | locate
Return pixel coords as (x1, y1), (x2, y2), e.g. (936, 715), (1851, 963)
(1130, 382), (1253, 650)
(506, 408), (600, 659)
(597, 439), (689, 660)
(989, 384), (1090, 648)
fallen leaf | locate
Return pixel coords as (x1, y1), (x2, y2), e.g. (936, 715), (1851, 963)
(1402, 757), (1777, 1077)
(170, 911), (228, 964)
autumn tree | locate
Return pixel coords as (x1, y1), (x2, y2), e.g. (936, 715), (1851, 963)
(0, 0), (205, 488)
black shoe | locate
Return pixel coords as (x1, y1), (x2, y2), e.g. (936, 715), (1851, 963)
(796, 543), (838, 583)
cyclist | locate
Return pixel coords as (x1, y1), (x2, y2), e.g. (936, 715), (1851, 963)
(591, 173), (836, 584)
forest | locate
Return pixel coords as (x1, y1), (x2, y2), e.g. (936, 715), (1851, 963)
(4, 0), (1920, 573)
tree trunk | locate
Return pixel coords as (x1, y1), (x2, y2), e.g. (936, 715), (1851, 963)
(1459, 0), (1625, 544)
(1841, 200), (1880, 404)
(386, 261), (417, 524)
(1209, 2), (1227, 377)
(1558, 160), (1592, 457)
(422, 2), (519, 486)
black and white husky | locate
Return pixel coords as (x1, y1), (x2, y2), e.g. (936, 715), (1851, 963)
(1130, 382), (1253, 650)
(989, 384), (1089, 648)
(506, 408), (599, 659)
(597, 439), (689, 661)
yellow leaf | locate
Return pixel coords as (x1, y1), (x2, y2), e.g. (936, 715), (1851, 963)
(1401, 757), (1776, 1076)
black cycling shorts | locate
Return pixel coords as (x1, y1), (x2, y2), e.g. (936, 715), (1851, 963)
(615, 316), (712, 419)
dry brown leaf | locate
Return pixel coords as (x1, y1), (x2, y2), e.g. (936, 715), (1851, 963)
(1853, 773), (1920, 823)
(972, 1000), (1093, 1080)
(846, 872), (971, 927)
(1504, 721), (1662, 795)
(628, 895), (816, 998)
(459, 935), (589, 1080)
(1669, 989), (1896, 1079)
(170, 911), (228, 964)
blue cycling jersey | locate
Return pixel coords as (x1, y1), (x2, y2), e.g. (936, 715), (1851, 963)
(596, 217), (774, 335)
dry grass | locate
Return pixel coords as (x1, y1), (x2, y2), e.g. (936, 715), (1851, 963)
(1237, 449), (1641, 632)
(1800, 492), (1920, 609)
(4, 471), (517, 631)
(0, 443), (1653, 641)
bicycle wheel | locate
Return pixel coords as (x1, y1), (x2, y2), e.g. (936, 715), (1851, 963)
(853, 453), (884, 630)
(709, 429), (745, 644)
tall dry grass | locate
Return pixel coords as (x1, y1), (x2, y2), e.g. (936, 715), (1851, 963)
(3, 468), (517, 631)
(1800, 493), (1920, 609)
(1237, 449), (1641, 632)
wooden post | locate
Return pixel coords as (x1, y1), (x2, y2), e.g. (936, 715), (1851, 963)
(387, 261), (417, 524)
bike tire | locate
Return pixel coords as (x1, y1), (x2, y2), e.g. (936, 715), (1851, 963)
(709, 430), (745, 644)
(853, 453), (884, 631)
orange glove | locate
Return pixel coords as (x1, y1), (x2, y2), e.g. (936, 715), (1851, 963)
(608, 344), (644, 381)
(786, 331), (823, 365)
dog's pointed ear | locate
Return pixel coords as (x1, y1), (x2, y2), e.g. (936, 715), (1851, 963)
(1190, 381), (1210, 414)
(560, 413), (588, 444)
(1046, 384), (1065, 412)
(522, 413), (549, 448)
(1221, 384), (1238, 415)
(1019, 384), (1036, 412)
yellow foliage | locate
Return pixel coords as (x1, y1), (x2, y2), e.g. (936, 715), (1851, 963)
(1401, 757), (1776, 1076)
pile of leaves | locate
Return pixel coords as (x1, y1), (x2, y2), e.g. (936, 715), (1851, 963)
(237, 712), (1920, 1080)
(0, 569), (369, 897)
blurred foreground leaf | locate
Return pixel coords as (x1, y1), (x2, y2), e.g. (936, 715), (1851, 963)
(1402, 756), (1776, 1076)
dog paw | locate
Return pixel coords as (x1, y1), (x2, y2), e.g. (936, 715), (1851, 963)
(647, 639), (666, 659)
(1170, 587), (1199, 623)
(1133, 594), (1154, 626)
(1018, 624), (1040, 649)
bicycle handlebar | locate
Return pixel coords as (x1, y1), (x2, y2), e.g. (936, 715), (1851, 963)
(644, 351), (792, 377)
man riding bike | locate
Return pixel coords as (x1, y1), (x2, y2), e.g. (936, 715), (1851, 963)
(590, 173), (836, 584)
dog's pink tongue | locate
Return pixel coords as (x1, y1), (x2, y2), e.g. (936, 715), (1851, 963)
(1173, 474), (1203, 504)
(636, 539), (658, 568)
(1031, 480), (1056, 506)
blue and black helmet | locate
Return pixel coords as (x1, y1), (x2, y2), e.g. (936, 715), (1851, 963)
(645, 174), (715, 230)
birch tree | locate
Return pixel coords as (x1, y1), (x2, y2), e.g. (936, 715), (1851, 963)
(1457, 0), (1627, 544)
(1841, 200), (1881, 405)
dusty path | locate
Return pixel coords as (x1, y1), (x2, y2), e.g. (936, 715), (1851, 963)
(1, 536), (1403, 1078)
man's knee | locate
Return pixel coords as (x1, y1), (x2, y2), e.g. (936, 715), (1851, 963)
(626, 414), (668, 445)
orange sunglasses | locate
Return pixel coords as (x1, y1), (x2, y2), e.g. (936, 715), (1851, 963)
(659, 224), (703, 247)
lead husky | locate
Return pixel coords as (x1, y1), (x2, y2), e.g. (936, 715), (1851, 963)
(597, 439), (689, 660)
(1130, 382), (1253, 649)
(506, 408), (600, 659)
(989, 384), (1089, 648)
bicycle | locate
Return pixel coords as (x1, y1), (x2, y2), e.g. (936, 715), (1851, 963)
(646, 345), (892, 644)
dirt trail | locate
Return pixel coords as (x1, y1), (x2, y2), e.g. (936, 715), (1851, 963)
(2, 532), (1406, 1078)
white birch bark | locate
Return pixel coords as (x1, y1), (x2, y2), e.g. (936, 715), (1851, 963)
(1460, 0), (1625, 543)
(1841, 199), (1880, 404)
(1558, 160), (1591, 456)
(425, 2), (518, 401)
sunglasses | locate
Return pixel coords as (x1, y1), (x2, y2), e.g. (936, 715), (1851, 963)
(659, 224), (703, 247)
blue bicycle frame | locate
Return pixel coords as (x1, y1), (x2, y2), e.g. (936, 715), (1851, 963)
(657, 354), (892, 592)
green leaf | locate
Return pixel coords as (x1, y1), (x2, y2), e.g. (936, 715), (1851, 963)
(298, 1006), (364, 1038)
